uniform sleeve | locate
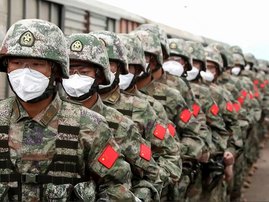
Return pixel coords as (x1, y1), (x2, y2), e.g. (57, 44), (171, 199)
(79, 108), (136, 201)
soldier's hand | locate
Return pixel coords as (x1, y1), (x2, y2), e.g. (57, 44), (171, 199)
(224, 164), (233, 182)
(223, 151), (234, 166)
(198, 151), (210, 163)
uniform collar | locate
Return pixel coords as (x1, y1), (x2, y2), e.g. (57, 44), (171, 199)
(13, 94), (61, 126)
(91, 94), (105, 115)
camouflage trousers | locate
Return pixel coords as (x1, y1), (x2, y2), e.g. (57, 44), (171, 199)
(200, 179), (227, 202)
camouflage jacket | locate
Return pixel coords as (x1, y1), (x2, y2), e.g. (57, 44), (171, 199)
(190, 82), (229, 153)
(91, 94), (163, 197)
(139, 80), (204, 159)
(159, 72), (212, 152)
(100, 86), (182, 184)
(217, 72), (252, 126)
(208, 82), (243, 156)
(126, 86), (169, 123)
(0, 94), (136, 201)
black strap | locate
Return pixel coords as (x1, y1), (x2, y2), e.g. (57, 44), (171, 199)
(55, 139), (78, 149)
(50, 163), (77, 173)
(0, 125), (9, 134)
(153, 95), (166, 101)
(0, 160), (14, 169)
(0, 140), (8, 148)
(0, 173), (82, 185)
(0, 151), (10, 159)
(53, 154), (79, 164)
(107, 121), (119, 130)
(58, 125), (80, 135)
(117, 109), (133, 117)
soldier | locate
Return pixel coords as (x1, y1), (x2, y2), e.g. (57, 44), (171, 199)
(160, 38), (212, 202)
(184, 41), (235, 202)
(90, 30), (182, 201)
(0, 19), (136, 201)
(61, 33), (165, 201)
(131, 25), (206, 201)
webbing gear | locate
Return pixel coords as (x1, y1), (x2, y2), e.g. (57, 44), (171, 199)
(0, 98), (84, 200)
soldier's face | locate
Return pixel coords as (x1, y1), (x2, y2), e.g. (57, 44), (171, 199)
(109, 61), (118, 74)
(206, 61), (218, 78)
(145, 53), (158, 71)
(7, 57), (52, 77)
(129, 65), (143, 76)
(69, 61), (96, 78)
(192, 60), (203, 71)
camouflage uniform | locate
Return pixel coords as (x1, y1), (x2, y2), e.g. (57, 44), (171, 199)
(91, 31), (182, 201)
(131, 26), (205, 202)
(0, 19), (136, 201)
(65, 33), (166, 201)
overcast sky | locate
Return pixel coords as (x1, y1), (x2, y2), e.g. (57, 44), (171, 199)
(96, 0), (268, 61)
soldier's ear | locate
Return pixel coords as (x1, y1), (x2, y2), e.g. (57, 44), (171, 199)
(51, 62), (62, 82)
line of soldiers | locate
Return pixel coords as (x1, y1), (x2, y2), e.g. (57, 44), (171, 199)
(0, 19), (268, 201)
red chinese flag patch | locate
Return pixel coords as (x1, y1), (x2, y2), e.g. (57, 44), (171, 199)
(237, 96), (245, 105)
(98, 145), (119, 169)
(260, 83), (265, 89)
(233, 103), (241, 112)
(254, 91), (259, 98)
(153, 124), (166, 140)
(226, 102), (234, 112)
(248, 92), (254, 100)
(210, 104), (219, 116)
(179, 109), (192, 123)
(265, 80), (269, 85)
(253, 80), (259, 85)
(241, 90), (248, 98)
(140, 144), (151, 161)
(167, 123), (176, 137)
(192, 103), (200, 117)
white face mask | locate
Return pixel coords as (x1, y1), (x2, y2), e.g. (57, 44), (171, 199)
(231, 66), (241, 76)
(186, 66), (199, 81)
(200, 70), (214, 82)
(119, 73), (135, 90)
(99, 71), (115, 89)
(244, 64), (251, 71)
(62, 74), (95, 97)
(163, 61), (184, 77)
(8, 68), (49, 102)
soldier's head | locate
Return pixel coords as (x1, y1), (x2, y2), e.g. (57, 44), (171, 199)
(184, 40), (206, 81)
(208, 43), (234, 70)
(91, 31), (128, 75)
(231, 53), (245, 76)
(62, 33), (112, 101)
(118, 33), (147, 90)
(130, 29), (163, 73)
(165, 38), (192, 78)
(136, 23), (170, 59)
(204, 46), (223, 82)
(244, 52), (257, 71)
(0, 19), (68, 103)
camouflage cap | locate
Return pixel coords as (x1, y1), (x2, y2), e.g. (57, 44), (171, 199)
(185, 40), (206, 70)
(257, 59), (268, 72)
(130, 29), (163, 65)
(168, 38), (191, 60)
(230, 45), (244, 55)
(118, 33), (147, 72)
(91, 31), (128, 74)
(136, 23), (170, 58)
(232, 53), (246, 67)
(244, 52), (258, 67)
(204, 46), (223, 71)
(0, 19), (69, 78)
(208, 43), (234, 68)
(66, 33), (111, 84)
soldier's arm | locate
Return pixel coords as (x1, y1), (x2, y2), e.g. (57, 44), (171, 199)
(80, 108), (137, 201)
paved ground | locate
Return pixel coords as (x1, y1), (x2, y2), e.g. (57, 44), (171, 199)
(245, 139), (269, 202)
